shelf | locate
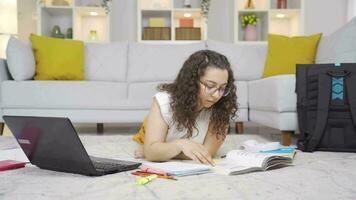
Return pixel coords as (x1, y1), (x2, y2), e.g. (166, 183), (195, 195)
(41, 0), (73, 7)
(237, 0), (269, 10)
(40, 6), (73, 38)
(41, 6), (72, 15)
(270, 9), (300, 19)
(173, 0), (202, 9)
(75, 7), (107, 16)
(138, 0), (207, 42)
(270, 0), (301, 9)
(141, 0), (172, 10)
(235, 0), (304, 43)
(238, 11), (268, 42)
(37, 0), (111, 42)
(269, 9), (301, 36)
(75, 0), (102, 7)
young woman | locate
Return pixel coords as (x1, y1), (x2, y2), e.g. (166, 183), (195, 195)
(133, 50), (238, 165)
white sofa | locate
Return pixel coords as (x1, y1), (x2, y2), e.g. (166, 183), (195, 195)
(2, 18), (354, 145)
(0, 40), (266, 137)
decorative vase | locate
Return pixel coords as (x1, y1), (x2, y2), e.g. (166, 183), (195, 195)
(88, 30), (98, 40)
(51, 25), (65, 38)
(184, 0), (191, 8)
(244, 0), (255, 9)
(244, 24), (257, 41)
(277, 0), (287, 9)
(66, 27), (73, 39)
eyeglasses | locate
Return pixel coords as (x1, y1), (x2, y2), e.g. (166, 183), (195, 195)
(199, 80), (230, 97)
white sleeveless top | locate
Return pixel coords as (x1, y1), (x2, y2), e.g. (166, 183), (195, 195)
(154, 92), (211, 144)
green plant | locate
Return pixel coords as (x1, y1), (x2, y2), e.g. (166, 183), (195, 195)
(240, 14), (259, 28)
(201, 0), (211, 18)
(101, 0), (112, 13)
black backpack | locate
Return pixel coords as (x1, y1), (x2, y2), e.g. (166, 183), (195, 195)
(296, 63), (356, 152)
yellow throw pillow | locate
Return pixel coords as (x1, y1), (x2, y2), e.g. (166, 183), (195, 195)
(262, 33), (322, 78)
(30, 34), (84, 80)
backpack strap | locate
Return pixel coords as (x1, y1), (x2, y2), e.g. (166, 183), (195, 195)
(345, 72), (356, 130)
(307, 72), (331, 151)
(296, 65), (308, 151)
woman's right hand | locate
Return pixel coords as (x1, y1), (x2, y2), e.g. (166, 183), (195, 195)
(176, 139), (215, 166)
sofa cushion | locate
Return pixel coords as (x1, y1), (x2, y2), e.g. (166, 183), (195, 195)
(206, 40), (267, 81)
(127, 42), (206, 82)
(6, 37), (35, 81)
(235, 81), (248, 109)
(30, 34), (84, 80)
(1, 81), (128, 109)
(128, 81), (163, 100)
(248, 75), (296, 112)
(249, 110), (298, 131)
(316, 17), (356, 63)
(85, 41), (128, 82)
(128, 81), (248, 108)
(263, 33), (322, 78)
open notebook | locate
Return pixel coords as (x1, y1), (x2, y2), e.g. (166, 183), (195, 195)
(140, 161), (212, 176)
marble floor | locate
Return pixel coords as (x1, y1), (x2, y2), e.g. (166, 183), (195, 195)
(1, 123), (355, 200)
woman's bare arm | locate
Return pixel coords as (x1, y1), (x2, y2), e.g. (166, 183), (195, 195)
(202, 123), (226, 157)
(143, 98), (183, 161)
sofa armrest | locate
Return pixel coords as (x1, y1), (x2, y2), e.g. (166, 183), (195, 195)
(248, 75), (296, 112)
(0, 59), (11, 82)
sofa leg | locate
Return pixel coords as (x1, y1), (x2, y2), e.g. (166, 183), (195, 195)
(0, 123), (4, 136)
(97, 123), (104, 135)
(281, 131), (293, 146)
(235, 122), (244, 134)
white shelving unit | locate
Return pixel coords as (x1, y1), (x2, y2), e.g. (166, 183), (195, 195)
(138, 0), (207, 42)
(234, 0), (304, 43)
(37, 0), (110, 42)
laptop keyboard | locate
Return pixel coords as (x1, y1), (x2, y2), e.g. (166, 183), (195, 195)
(92, 161), (127, 171)
(90, 156), (140, 172)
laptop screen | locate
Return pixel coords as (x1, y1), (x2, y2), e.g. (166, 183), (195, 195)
(3, 116), (96, 174)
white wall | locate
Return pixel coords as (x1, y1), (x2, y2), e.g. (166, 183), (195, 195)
(304, 0), (348, 36)
(111, 0), (137, 41)
(348, 0), (356, 21)
(17, 0), (350, 42)
(207, 0), (234, 42)
(17, 0), (36, 43)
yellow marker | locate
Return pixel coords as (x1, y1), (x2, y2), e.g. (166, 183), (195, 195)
(136, 174), (158, 185)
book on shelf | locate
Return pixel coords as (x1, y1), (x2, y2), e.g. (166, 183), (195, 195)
(213, 148), (296, 175)
(140, 161), (212, 177)
(179, 19), (194, 28)
(149, 17), (166, 27)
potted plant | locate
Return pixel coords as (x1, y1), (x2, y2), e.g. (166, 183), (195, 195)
(240, 14), (259, 41)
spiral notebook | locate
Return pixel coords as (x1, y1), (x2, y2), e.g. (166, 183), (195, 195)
(140, 161), (212, 177)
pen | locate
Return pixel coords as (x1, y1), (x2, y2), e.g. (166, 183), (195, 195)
(131, 171), (178, 181)
(136, 174), (158, 185)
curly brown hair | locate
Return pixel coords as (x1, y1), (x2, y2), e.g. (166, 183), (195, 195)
(158, 49), (238, 139)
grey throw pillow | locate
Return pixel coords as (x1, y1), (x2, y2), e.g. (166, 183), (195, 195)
(316, 17), (356, 63)
(6, 36), (36, 80)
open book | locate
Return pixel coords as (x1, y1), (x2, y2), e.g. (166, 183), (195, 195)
(213, 148), (296, 175)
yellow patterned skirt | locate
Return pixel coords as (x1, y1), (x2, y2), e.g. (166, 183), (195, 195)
(132, 117), (148, 145)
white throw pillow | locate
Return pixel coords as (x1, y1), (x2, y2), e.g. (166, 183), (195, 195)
(6, 37), (36, 80)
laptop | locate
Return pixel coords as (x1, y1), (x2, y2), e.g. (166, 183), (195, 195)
(3, 115), (141, 176)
